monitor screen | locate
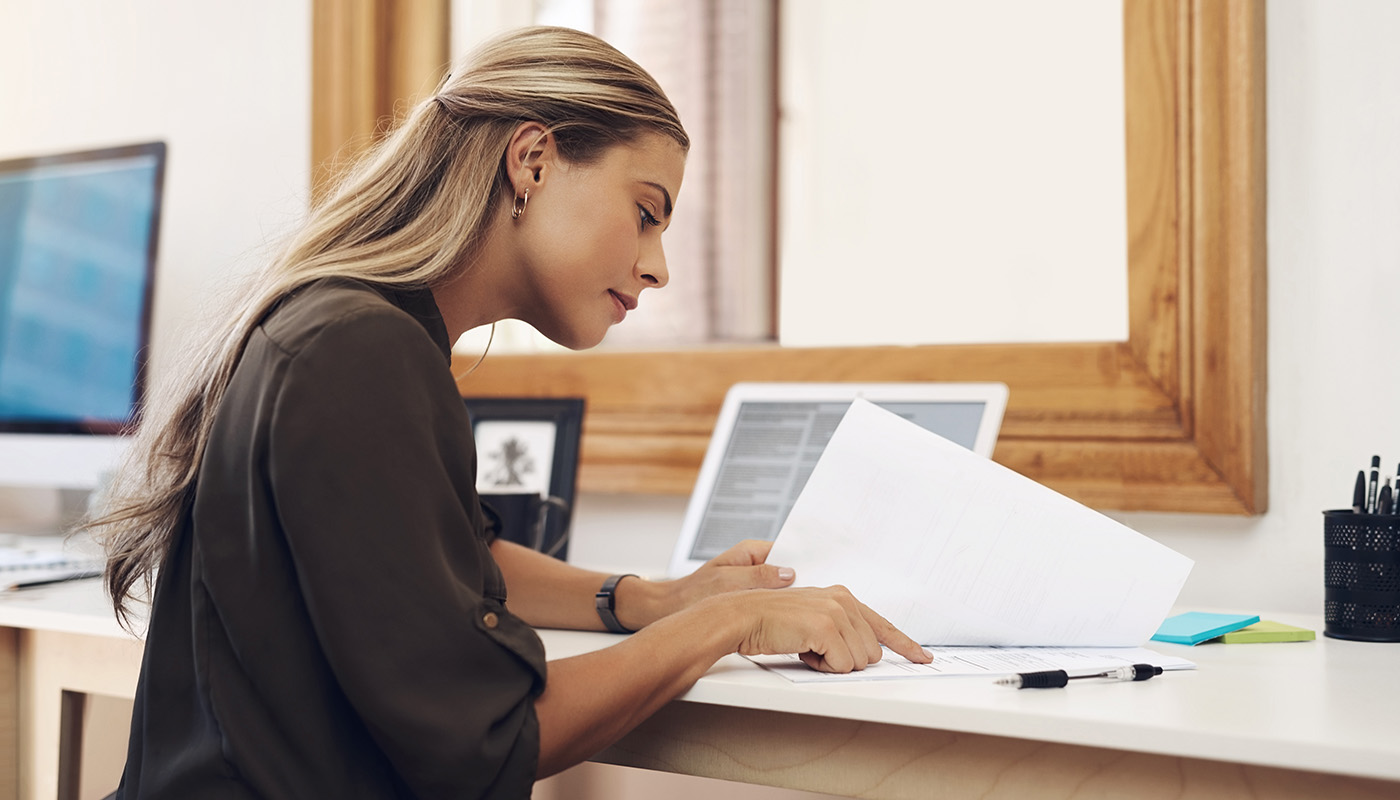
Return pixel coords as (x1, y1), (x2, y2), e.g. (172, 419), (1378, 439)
(0, 142), (164, 489)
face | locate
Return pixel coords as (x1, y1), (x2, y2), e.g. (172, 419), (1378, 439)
(510, 132), (686, 350)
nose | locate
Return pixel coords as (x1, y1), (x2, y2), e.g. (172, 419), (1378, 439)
(638, 239), (669, 289)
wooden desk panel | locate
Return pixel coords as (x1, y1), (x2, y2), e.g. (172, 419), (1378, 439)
(16, 630), (141, 800)
(0, 628), (18, 800)
(598, 702), (1398, 800)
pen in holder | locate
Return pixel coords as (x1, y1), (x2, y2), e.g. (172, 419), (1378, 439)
(1323, 510), (1400, 642)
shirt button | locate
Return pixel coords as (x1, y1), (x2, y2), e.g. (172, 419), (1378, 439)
(483, 612), (499, 629)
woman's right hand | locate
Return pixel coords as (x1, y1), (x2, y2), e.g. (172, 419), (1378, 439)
(534, 582), (931, 776)
(711, 585), (931, 673)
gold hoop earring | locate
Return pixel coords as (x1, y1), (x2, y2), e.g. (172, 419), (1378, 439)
(511, 190), (529, 220)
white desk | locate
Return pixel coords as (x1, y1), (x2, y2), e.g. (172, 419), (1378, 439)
(549, 623), (1400, 799)
(1, 582), (1398, 800)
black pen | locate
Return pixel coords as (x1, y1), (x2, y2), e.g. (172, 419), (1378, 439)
(1368, 456), (1381, 514)
(1354, 470), (1368, 513)
(996, 663), (1163, 689)
(8, 570), (102, 591)
(1381, 482), (1394, 516)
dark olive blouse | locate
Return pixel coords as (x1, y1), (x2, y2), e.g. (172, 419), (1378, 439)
(117, 278), (546, 799)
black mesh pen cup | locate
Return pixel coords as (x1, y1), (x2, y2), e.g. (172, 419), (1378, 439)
(1323, 510), (1400, 642)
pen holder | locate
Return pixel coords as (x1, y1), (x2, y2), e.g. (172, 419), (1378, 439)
(1323, 510), (1400, 642)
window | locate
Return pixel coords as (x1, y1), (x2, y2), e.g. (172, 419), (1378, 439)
(453, 0), (776, 354)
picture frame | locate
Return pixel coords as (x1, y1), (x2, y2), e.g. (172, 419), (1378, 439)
(463, 397), (585, 560)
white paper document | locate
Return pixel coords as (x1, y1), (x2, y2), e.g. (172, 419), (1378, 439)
(767, 399), (1193, 647)
(748, 646), (1197, 683)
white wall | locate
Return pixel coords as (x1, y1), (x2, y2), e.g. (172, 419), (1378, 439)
(571, 0), (1400, 622)
(0, 0), (311, 382)
(778, 0), (1129, 348)
(0, 0), (309, 526)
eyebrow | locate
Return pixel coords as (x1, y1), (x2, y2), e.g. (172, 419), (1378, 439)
(643, 181), (674, 218)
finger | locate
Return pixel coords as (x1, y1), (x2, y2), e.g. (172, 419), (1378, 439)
(797, 608), (864, 673)
(751, 562), (796, 588)
(708, 539), (771, 567)
(802, 637), (858, 673)
(853, 610), (883, 665)
(858, 603), (932, 664)
(820, 586), (882, 665)
(821, 587), (880, 664)
(822, 600), (873, 672)
(732, 538), (774, 565)
(703, 563), (795, 594)
(840, 607), (880, 670)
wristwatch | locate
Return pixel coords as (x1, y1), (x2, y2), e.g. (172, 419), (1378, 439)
(595, 574), (637, 634)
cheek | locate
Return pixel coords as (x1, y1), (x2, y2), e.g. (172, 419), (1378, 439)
(561, 214), (638, 277)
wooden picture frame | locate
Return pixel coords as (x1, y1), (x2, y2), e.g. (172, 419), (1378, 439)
(464, 397), (584, 559)
(313, 0), (1267, 515)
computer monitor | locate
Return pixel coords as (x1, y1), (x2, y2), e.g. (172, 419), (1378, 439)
(0, 142), (165, 490)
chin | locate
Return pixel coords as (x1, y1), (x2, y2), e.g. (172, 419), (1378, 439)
(572, 332), (609, 350)
(543, 325), (608, 351)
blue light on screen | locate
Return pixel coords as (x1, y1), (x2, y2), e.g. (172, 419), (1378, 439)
(0, 155), (158, 426)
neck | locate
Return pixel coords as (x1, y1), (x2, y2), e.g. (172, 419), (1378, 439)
(431, 215), (519, 342)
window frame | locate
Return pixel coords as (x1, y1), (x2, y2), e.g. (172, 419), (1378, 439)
(311, 0), (1268, 514)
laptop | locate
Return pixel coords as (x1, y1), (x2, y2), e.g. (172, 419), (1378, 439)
(667, 382), (1008, 577)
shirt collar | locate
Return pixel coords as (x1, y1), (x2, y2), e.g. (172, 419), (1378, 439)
(379, 284), (452, 363)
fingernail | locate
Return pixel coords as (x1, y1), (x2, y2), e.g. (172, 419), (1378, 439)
(777, 567), (795, 581)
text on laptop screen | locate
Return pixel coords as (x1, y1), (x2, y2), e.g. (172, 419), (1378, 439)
(687, 400), (988, 562)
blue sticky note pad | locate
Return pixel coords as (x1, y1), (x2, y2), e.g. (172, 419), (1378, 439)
(1151, 612), (1261, 645)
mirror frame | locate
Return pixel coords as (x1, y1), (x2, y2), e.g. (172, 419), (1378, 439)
(312, 0), (1266, 514)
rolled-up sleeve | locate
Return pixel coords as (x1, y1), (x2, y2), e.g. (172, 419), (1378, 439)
(265, 305), (544, 798)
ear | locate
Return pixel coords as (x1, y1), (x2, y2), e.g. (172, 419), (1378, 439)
(504, 121), (557, 196)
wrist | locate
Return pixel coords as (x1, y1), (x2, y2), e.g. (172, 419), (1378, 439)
(594, 574), (638, 633)
(688, 592), (754, 655)
(612, 574), (670, 631)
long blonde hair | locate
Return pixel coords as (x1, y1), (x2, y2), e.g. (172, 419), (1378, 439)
(88, 26), (689, 629)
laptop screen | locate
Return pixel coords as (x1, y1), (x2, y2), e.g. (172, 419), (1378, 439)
(668, 383), (1007, 576)
(685, 399), (991, 562)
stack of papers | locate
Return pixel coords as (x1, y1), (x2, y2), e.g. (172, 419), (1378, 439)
(752, 400), (1195, 681)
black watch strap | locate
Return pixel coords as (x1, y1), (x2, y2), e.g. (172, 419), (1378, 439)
(595, 574), (637, 634)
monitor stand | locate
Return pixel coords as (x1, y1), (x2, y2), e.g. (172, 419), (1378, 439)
(0, 486), (95, 536)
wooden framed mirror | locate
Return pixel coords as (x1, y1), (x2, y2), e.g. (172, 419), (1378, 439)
(312, 0), (1266, 514)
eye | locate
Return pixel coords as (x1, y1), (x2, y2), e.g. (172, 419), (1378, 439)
(637, 204), (662, 230)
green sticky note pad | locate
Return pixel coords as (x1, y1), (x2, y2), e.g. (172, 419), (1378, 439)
(1218, 620), (1316, 643)
(1151, 612), (1261, 645)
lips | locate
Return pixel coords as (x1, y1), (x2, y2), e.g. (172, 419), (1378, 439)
(608, 290), (636, 323)
(609, 290), (637, 311)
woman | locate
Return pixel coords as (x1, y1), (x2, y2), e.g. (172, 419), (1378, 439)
(91, 26), (929, 799)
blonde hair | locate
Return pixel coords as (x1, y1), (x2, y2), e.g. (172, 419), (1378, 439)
(88, 26), (689, 629)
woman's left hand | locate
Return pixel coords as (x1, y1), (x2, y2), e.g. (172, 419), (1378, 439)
(614, 539), (796, 630)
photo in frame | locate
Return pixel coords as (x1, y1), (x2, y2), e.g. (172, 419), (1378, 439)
(463, 397), (584, 560)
